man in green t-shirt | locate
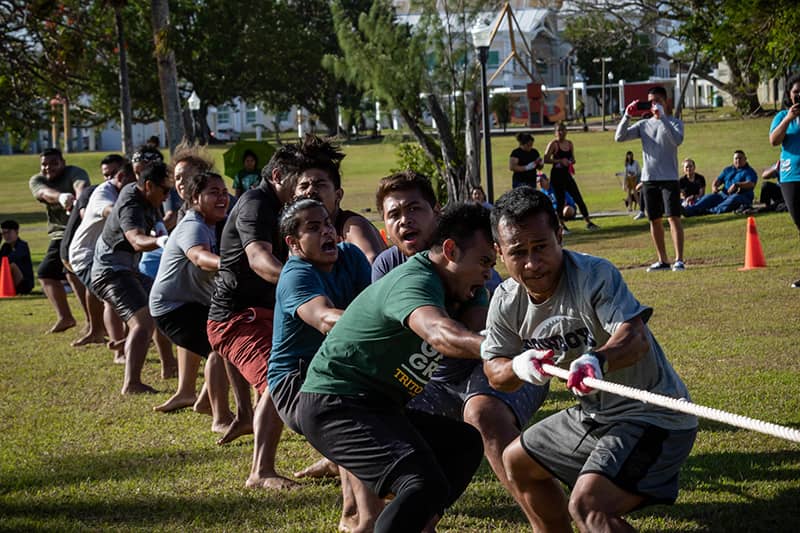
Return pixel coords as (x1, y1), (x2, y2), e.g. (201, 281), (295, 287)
(28, 148), (90, 333)
(296, 202), (495, 532)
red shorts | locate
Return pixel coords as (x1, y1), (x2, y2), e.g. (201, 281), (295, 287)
(207, 307), (273, 394)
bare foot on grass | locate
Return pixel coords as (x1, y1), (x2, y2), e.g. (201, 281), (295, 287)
(121, 382), (157, 395)
(193, 390), (212, 415)
(211, 417), (235, 434)
(338, 513), (358, 532)
(161, 364), (178, 379)
(107, 338), (126, 351)
(48, 318), (76, 334)
(245, 474), (298, 490)
(153, 393), (197, 413)
(294, 457), (339, 479)
(216, 418), (253, 445)
(71, 333), (106, 347)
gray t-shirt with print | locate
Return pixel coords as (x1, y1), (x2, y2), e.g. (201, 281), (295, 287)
(149, 209), (218, 317)
(482, 249), (696, 431)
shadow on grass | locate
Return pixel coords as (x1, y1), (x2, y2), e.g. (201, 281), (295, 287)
(0, 489), (339, 530)
(631, 450), (800, 532)
(0, 211), (46, 226)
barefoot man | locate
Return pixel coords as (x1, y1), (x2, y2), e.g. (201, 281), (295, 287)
(29, 148), (90, 333)
(91, 162), (174, 394)
(206, 136), (341, 489)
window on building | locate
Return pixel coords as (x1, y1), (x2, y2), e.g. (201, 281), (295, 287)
(488, 50), (499, 69)
(217, 106), (230, 124)
(246, 107), (258, 124)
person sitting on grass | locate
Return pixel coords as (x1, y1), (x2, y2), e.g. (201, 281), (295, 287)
(678, 158), (706, 208)
(537, 172), (576, 221)
(0, 219), (34, 295)
(290, 136), (386, 264)
(149, 171), (234, 435)
(295, 202), (495, 533)
(683, 150), (758, 216)
(482, 186), (697, 533)
(91, 162), (175, 395)
(267, 198), (377, 532)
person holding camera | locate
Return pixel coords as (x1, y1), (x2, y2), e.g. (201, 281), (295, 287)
(769, 73), (800, 288)
(615, 86), (686, 272)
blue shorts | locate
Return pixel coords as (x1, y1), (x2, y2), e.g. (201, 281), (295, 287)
(407, 361), (548, 429)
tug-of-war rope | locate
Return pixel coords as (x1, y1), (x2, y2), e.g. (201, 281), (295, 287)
(541, 363), (800, 444)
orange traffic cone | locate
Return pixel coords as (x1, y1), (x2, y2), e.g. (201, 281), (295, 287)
(0, 256), (17, 298)
(738, 216), (767, 271)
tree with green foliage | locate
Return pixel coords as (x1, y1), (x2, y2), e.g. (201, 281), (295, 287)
(327, 0), (500, 203)
(490, 92), (511, 132)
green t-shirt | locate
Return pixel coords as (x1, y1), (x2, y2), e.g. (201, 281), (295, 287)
(29, 165), (91, 239)
(301, 252), (446, 406)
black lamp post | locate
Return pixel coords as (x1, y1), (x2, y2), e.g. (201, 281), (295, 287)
(187, 90), (201, 142)
(592, 56), (612, 131)
(471, 21), (494, 203)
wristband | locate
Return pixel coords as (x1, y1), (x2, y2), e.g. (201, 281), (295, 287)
(590, 351), (608, 373)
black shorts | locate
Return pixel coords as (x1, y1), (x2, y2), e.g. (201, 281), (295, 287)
(92, 270), (152, 322)
(272, 370), (305, 434)
(642, 181), (681, 220)
(154, 302), (212, 357)
(37, 239), (66, 280)
(296, 391), (483, 499)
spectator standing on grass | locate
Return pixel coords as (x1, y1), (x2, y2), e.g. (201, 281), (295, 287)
(683, 150), (757, 217)
(544, 123), (598, 233)
(623, 151), (643, 216)
(91, 162), (175, 395)
(769, 72), (800, 288)
(1, 220), (34, 295)
(509, 133), (544, 189)
(483, 187), (697, 533)
(615, 86), (686, 272)
(28, 148), (90, 332)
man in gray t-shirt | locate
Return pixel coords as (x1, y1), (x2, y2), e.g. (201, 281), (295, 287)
(615, 85), (687, 272)
(483, 187), (697, 532)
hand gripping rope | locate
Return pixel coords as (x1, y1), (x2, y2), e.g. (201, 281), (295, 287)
(541, 363), (800, 444)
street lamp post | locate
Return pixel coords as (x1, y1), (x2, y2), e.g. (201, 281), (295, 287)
(592, 56), (612, 131)
(187, 90), (201, 142)
(471, 21), (494, 203)
(607, 71), (615, 119)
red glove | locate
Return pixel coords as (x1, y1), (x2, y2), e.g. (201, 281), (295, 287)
(567, 353), (604, 396)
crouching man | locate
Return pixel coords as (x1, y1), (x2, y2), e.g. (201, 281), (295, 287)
(483, 186), (697, 533)
(296, 202), (494, 532)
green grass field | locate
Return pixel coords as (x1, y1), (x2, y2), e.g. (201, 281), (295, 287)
(1, 117), (799, 532)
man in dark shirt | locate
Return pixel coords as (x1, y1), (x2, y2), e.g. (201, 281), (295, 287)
(1, 220), (34, 294)
(206, 136), (341, 490)
(91, 162), (174, 395)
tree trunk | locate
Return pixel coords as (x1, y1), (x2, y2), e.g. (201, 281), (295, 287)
(150, 0), (184, 154)
(426, 94), (465, 203)
(726, 58), (762, 115)
(114, 6), (133, 156)
(674, 53), (699, 120)
(399, 108), (444, 179)
(464, 91), (481, 194)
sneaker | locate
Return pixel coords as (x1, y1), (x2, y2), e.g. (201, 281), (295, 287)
(671, 260), (686, 271)
(633, 211), (645, 220)
(646, 262), (671, 272)
(586, 222), (599, 230)
(791, 279), (800, 288)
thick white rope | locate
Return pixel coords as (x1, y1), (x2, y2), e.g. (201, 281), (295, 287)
(541, 363), (800, 444)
